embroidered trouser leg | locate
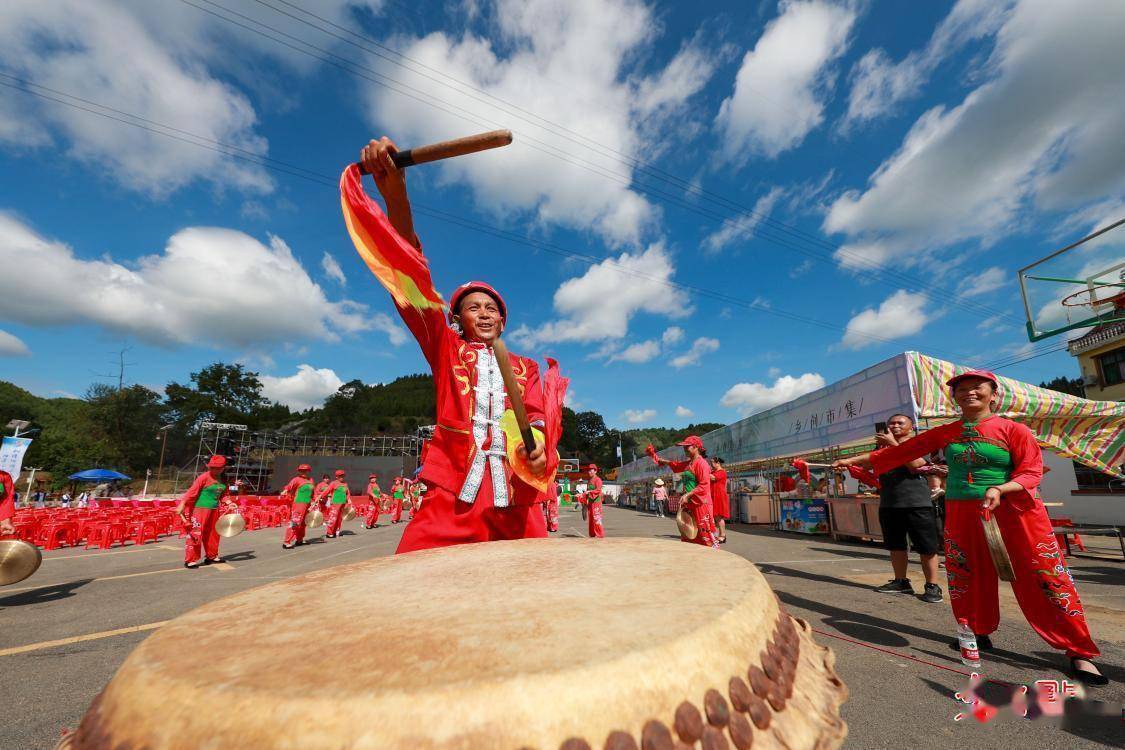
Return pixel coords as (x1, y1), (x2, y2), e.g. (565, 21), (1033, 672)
(546, 496), (559, 531)
(944, 498), (1098, 659)
(285, 503), (308, 545)
(326, 505), (344, 536)
(391, 498), (403, 523)
(682, 503), (718, 549)
(396, 486), (547, 554)
(184, 507), (215, 563)
(364, 501), (381, 527)
(587, 500), (604, 537)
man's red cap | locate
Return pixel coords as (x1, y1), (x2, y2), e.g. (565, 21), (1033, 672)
(946, 369), (999, 389)
(297, 463), (311, 472)
(369, 473), (377, 478)
(586, 464), (598, 472)
(677, 435), (704, 450)
(334, 469), (346, 478)
(207, 455), (226, 469)
(449, 281), (507, 323)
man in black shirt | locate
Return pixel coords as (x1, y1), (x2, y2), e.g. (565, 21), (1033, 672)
(872, 414), (943, 603)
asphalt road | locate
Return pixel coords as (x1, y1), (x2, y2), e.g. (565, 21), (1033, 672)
(2, 506), (1122, 749)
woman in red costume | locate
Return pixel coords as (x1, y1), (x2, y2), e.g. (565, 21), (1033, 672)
(835, 370), (1105, 685)
(580, 464), (605, 538)
(654, 436), (719, 549)
(176, 455), (239, 568)
(353, 137), (551, 554)
(0, 469), (15, 537)
(280, 463), (315, 549)
(710, 457), (730, 544)
(363, 473), (382, 529)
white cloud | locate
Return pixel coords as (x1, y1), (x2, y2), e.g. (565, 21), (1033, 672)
(0, 329), (30, 357)
(0, 212), (403, 349)
(321, 252), (347, 286)
(788, 259), (815, 278)
(510, 243), (691, 346)
(675, 405), (694, 418)
(721, 372), (826, 417)
(0, 0), (272, 196)
(364, 0), (717, 245)
(609, 339), (661, 364)
(624, 408), (657, 424)
(715, 0), (857, 160)
(957, 267), (1007, 298)
(671, 337), (720, 368)
(703, 187), (786, 252)
(840, 290), (929, 350)
(825, 1), (1125, 269)
(662, 326), (685, 346)
(767, 366), (782, 378)
(841, 0), (1015, 129)
(260, 364), (345, 411)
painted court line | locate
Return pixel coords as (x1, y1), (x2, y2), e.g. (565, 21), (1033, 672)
(42, 544), (180, 562)
(2, 561), (233, 593)
(0, 621), (169, 658)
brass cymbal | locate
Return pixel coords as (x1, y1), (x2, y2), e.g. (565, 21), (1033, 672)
(306, 509), (325, 529)
(981, 511), (1016, 582)
(342, 506), (357, 522)
(215, 513), (246, 538)
(0, 539), (43, 586)
(676, 506), (698, 541)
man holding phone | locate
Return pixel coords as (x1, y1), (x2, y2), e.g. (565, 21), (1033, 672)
(860, 415), (943, 602)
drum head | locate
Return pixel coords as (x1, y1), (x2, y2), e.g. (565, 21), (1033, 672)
(215, 513), (245, 538)
(70, 539), (847, 749)
(0, 539), (42, 586)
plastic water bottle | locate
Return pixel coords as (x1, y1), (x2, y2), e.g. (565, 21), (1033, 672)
(956, 619), (981, 668)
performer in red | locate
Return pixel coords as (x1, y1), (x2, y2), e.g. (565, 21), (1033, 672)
(581, 464), (605, 538)
(835, 370), (1105, 685)
(313, 473), (332, 515)
(390, 476), (405, 524)
(544, 480), (560, 532)
(176, 455), (238, 568)
(281, 463), (315, 549)
(0, 469), (15, 537)
(654, 436), (719, 549)
(710, 457), (730, 544)
(347, 137), (554, 554)
(324, 470), (351, 539)
(363, 474), (382, 529)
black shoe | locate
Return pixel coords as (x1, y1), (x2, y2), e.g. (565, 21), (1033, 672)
(282, 543), (296, 549)
(875, 578), (914, 594)
(1071, 658), (1109, 686)
(204, 557), (226, 564)
(185, 559), (202, 569)
(921, 583), (943, 603)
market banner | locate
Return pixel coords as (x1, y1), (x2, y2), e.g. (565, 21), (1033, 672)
(908, 352), (1125, 478)
(0, 436), (33, 479)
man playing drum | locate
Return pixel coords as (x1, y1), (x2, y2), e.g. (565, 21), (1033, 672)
(349, 137), (552, 553)
(281, 463), (315, 549)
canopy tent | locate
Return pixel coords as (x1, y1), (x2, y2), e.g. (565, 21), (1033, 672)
(908, 352), (1125, 478)
(69, 469), (131, 482)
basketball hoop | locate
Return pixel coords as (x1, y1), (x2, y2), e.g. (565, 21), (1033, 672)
(1060, 283), (1125, 312)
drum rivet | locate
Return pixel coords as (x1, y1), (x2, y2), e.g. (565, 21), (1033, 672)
(701, 725), (729, 750)
(641, 719), (674, 750)
(728, 676), (752, 713)
(704, 689), (730, 728)
(560, 739), (592, 750)
(767, 683), (787, 712)
(727, 712), (754, 750)
(747, 666), (769, 698)
(603, 730), (639, 750)
(746, 695), (771, 730)
(760, 651), (780, 681)
(673, 701), (704, 743)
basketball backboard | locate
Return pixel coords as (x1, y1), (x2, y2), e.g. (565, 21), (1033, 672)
(1019, 219), (1125, 341)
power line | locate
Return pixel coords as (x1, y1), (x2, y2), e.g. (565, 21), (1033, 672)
(0, 75), (994, 359)
(180, 0), (1025, 325)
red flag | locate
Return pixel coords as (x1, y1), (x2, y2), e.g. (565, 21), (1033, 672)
(775, 475), (797, 492)
(339, 164), (446, 316)
(645, 443), (659, 464)
(847, 465), (881, 490)
(790, 458), (811, 484)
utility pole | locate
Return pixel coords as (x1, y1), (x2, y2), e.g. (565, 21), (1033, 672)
(156, 425), (172, 485)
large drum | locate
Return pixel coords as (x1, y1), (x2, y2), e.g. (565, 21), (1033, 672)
(67, 539), (847, 749)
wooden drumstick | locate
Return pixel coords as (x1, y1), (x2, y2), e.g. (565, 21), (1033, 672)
(358, 130), (512, 173)
(490, 337), (536, 453)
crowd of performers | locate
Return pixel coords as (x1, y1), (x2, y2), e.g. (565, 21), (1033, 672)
(174, 459), (424, 567)
(168, 134), (1105, 688)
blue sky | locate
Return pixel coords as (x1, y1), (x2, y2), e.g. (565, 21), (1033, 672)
(1, 0), (1122, 428)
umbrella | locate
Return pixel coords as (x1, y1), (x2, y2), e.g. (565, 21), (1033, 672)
(69, 469), (131, 482)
